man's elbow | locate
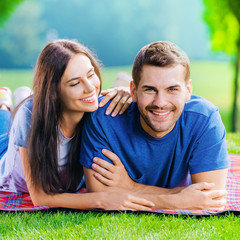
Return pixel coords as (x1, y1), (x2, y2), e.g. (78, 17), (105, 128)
(85, 182), (108, 193)
(84, 167), (108, 192)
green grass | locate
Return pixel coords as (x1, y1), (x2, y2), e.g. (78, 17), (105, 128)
(0, 63), (239, 239)
(0, 69), (33, 90)
(1, 61), (238, 131)
(0, 208), (240, 239)
(226, 133), (240, 154)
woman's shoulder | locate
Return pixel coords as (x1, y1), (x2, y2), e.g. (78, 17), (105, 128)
(19, 97), (33, 112)
(13, 97), (33, 125)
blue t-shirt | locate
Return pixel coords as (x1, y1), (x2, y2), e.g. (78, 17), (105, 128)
(80, 95), (229, 188)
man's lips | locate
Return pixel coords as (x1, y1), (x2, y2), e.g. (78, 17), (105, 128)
(151, 111), (170, 116)
(147, 107), (172, 119)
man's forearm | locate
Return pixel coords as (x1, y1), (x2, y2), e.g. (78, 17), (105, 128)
(131, 181), (184, 194)
(87, 179), (184, 195)
(142, 183), (227, 210)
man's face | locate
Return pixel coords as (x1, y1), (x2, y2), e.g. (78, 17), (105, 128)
(131, 64), (192, 138)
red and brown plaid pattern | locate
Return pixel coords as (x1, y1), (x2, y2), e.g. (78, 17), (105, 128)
(0, 155), (239, 215)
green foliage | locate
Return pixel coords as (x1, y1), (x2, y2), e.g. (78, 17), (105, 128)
(0, 0), (24, 26)
(0, 0), (215, 68)
(203, 0), (240, 132)
(203, 0), (239, 55)
(228, 0), (240, 22)
(0, 1), (45, 68)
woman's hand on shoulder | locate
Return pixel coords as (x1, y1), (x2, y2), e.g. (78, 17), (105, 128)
(99, 87), (132, 117)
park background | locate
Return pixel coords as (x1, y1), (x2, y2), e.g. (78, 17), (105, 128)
(1, 0), (240, 239)
(0, 0), (239, 132)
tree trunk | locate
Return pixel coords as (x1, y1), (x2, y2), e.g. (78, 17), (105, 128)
(231, 35), (240, 132)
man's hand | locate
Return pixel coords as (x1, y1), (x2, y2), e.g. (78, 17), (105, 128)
(173, 182), (227, 210)
(92, 149), (136, 190)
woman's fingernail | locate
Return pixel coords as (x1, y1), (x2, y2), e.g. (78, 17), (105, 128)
(105, 110), (110, 115)
(111, 112), (116, 117)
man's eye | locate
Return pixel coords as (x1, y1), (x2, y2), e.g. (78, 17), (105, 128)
(169, 88), (177, 92)
(145, 88), (154, 92)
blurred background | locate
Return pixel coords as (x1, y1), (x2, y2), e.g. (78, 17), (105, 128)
(0, 0), (226, 68)
(0, 0), (239, 132)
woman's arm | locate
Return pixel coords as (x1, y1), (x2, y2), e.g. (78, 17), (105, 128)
(99, 87), (132, 117)
(99, 72), (132, 116)
(19, 147), (154, 210)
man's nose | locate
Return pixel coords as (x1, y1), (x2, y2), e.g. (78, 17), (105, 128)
(152, 93), (167, 108)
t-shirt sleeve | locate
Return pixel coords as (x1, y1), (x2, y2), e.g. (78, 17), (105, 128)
(12, 102), (32, 148)
(80, 112), (113, 169)
(189, 109), (229, 174)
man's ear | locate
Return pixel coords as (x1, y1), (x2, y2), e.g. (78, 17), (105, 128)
(185, 79), (192, 101)
(130, 81), (137, 102)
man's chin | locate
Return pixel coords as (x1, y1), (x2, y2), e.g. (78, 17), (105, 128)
(147, 121), (176, 137)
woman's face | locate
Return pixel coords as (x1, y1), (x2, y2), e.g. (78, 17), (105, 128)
(59, 53), (100, 115)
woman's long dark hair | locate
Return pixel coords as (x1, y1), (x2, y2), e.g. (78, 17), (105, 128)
(28, 39), (102, 193)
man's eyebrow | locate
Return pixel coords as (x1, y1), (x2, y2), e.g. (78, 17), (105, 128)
(168, 84), (181, 88)
(142, 85), (156, 89)
(66, 67), (94, 83)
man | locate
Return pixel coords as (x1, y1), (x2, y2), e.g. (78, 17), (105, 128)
(80, 41), (228, 210)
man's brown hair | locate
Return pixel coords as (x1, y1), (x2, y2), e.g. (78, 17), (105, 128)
(132, 41), (190, 87)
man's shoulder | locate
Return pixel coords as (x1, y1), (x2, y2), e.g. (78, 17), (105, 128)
(184, 95), (218, 117)
(90, 96), (138, 121)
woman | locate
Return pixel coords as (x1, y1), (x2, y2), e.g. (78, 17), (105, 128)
(0, 39), (154, 210)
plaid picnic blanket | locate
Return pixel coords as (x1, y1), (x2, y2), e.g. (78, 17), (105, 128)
(0, 155), (239, 215)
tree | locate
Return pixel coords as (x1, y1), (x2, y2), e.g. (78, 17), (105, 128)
(203, 0), (240, 132)
(0, 1), (46, 68)
(0, 0), (25, 26)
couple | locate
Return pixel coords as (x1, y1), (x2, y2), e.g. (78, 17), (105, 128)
(0, 39), (228, 210)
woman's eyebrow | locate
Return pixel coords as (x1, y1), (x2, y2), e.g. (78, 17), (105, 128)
(66, 77), (80, 83)
(66, 67), (94, 83)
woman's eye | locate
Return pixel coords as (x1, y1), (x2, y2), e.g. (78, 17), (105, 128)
(70, 82), (79, 87)
(88, 72), (95, 78)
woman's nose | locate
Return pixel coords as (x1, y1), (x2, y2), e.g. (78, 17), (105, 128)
(83, 79), (95, 93)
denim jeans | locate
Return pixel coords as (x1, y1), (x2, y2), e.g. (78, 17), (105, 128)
(0, 110), (12, 159)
